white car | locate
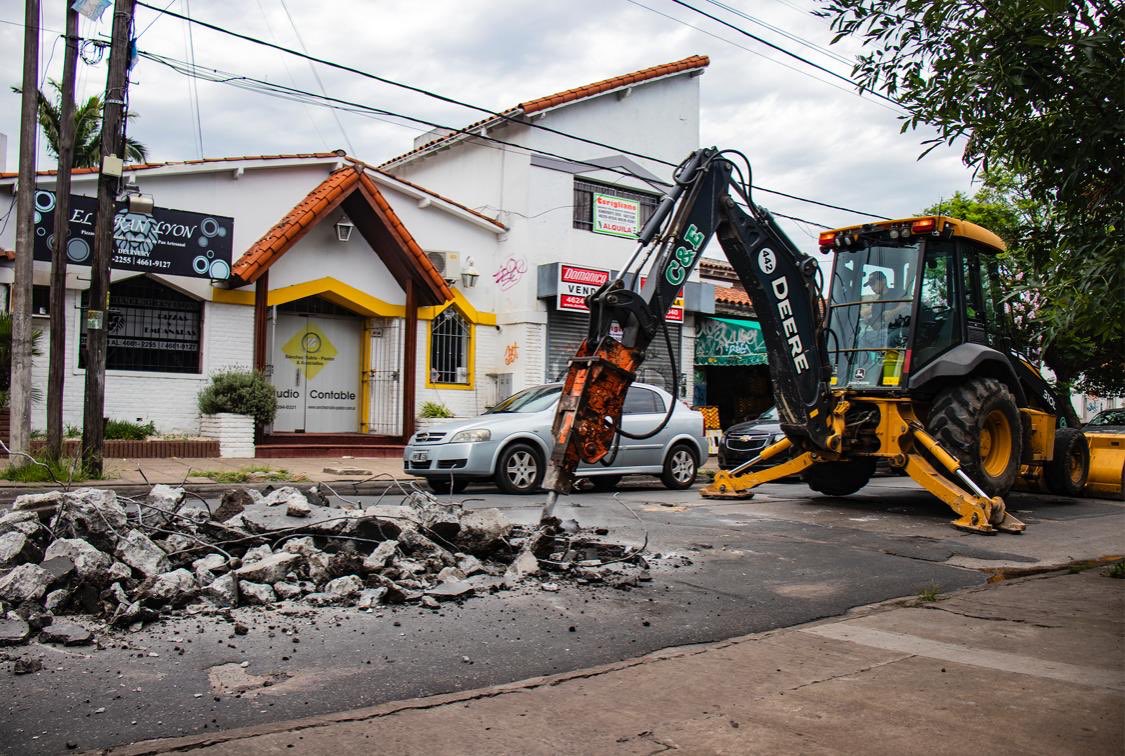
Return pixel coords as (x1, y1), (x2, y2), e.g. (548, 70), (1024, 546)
(404, 382), (708, 494)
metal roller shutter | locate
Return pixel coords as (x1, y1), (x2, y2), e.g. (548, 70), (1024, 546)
(545, 310), (682, 390)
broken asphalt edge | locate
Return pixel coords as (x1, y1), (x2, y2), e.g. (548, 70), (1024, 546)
(92, 567), (1111, 756)
(0, 478), (420, 507)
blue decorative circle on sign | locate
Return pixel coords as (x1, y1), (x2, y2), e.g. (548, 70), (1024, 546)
(36, 227), (47, 237)
(200, 217), (220, 237)
(67, 238), (91, 263)
(208, 259), (231, 280)
(34, 191), (56, 212)
(192, 255), (209, 274)
(198, 237), (208, 248)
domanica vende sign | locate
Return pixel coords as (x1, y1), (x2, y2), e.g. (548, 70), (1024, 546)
(557, 264), (609, 312)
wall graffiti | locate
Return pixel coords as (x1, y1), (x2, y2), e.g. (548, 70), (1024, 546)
(504, 342), (520, 366)
(493, 256), (528, 291)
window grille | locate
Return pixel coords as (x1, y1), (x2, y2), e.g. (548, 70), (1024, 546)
(429, 308), (470, 384)
(573, 179), (659, 231)
(79, 276), (202, 374)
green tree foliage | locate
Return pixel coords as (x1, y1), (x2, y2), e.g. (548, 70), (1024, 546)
(820, 0), (1124, 395)
(197, 370), (277, 428)
(12, 79), (148, 168)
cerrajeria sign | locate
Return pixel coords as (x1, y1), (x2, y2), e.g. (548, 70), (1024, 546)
(32, 190), (234, 280)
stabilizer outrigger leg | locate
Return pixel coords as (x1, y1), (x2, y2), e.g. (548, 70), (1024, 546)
(905, 423), (1026, 534)
(701, 438), (820, 499)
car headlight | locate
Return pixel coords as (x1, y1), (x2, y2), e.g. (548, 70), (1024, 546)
(771, 432), (787, 443)
(450, 428), (491, 443)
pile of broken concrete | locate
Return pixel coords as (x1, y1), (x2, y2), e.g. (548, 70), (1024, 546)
(0, 483), (647, 649)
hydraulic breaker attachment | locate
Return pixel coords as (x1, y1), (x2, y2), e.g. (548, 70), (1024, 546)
(906, 423), (1025, 534)
(701, 438), (819, 499)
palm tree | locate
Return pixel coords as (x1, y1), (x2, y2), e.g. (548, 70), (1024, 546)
(12, 79), (148, 168)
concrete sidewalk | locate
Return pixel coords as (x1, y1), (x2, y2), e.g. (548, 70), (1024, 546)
(109, 569), (1124, 755)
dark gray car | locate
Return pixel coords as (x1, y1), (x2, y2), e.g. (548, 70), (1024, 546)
(403, 383), (708, 494)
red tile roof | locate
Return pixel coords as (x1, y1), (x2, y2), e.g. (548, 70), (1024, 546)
(380, 55), (710, 169)
(230, 167), (453, 304)
(714, 285), (753, 309)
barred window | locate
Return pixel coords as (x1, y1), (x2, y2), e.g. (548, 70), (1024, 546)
(429, 308), (470, 385)
(79, 276), (202, 374)
(573, 179), (659, 232)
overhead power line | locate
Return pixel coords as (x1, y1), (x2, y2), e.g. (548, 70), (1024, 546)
(131, 1), (891, 219)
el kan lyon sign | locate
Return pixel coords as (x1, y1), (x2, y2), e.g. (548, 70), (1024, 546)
(32, 190), (234, 280)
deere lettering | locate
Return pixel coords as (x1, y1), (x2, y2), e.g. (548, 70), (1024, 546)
(664, 223), (705, 285)
(771, 276), (809, 373)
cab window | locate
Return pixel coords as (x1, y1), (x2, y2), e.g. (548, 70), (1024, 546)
(914, 243), (960, 367)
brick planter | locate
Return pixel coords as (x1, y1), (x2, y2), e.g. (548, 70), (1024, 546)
(29, 438), (220, 459)
(199, 413), (255, 458)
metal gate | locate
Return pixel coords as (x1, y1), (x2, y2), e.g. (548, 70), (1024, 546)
(366, 318), (403, 436)
(545, 310), (681, 389)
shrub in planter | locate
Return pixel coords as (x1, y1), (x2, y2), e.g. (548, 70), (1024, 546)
(419, 401), (454, 419)
(198, 370), (277, 428)
(104, 419), (156, 440)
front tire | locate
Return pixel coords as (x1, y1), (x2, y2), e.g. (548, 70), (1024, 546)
(802, 459), (876, 496)
(494, 443), (545, 494)
(661, 443), (698, 490)
(1045, 428), (1089, 496)
(928, 377), (1022, 497)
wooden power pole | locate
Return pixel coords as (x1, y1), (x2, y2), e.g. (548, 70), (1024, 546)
(46, 3), (80, 462)
(81, 0), (136, 475)
(10, 0), (40, 464)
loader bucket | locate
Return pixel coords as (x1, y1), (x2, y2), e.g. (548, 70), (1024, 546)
(1084, 432), (1125, 500)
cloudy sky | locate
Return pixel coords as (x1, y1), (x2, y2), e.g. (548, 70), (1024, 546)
(0, 0), (978, 251)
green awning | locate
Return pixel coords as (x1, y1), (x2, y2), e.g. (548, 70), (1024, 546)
(695, 317), (767, 366)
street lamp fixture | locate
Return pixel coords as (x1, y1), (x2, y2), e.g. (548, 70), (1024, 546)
(461, 258), (480, 288)
(334, 216), (355, 243)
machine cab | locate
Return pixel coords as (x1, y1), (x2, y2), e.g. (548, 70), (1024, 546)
(819, 216), (1007, 392)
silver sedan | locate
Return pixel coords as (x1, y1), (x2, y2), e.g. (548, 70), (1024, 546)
(403, 382), (708, 494)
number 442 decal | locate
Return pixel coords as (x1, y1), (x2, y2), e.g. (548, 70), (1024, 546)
(664, 224), (705, 286)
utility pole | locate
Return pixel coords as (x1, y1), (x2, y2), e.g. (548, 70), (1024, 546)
(46, 3), (80, 463)
(10, 0), (40, 464)
(82, 0), (135, 476)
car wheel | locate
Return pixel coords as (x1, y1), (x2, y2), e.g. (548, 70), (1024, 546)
(661, 443), (698, 490)
(494, 442), (545, 494)
(586, 475), (623, 492)
(426, 478), (468, 495)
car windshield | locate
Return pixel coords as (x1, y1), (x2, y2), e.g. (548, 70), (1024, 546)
(485, 385), (562, 414)
(1087, 409), (1125, 427)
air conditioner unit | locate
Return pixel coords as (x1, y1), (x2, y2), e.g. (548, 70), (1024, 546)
(426, 251), (461, 282)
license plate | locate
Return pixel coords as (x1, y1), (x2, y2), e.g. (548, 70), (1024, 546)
(410, 451), (429, 463)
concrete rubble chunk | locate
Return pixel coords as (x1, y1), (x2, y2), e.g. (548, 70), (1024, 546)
(40, 557), (76, 584)
(108, 561), (132, 582)
(39, 619), (94, 646)
(421, 595), (440, 609)
(142, 569), (197, 606)
(160, 533), (196, 556)
(238, 581), (276, 606)
(322, 466), (372, 476)
(356, 587), (387, 608)
(146, 484), (184, 512)
(240, 504), (348, 536)
(425, 580), (474, 600)
(115, 530), (170, 577)
(13, 657), (43, 674)
(272, 581), (310, 600)
(0, 563), (54, 603)
(43, 589), (70, 613)
(261, 486), (309, 509)
(207, 574), (239, 607)
(324, 575), (364, 602)
(242, 545), (273, 564)
(234, 552), (301, 585)
(0, 614), (31, 646)
(456, 508), (512, 554)
(281, 536), (320, 556)
(44, 538), (112, 581)
(0, 531), (39, 567)
(363, 540), (398, 572)
(192, 554), (227, 584)
(212, 489), (252, 523)
(456, 554), (484, 576)
(407, 497), (463, 541)
(12, 490), (65, 511)
(503, 548), (540, 586)
(50, 489), (127, 551)
(436, 566), (466, 583)
(0, 511), (41, 537)
(286, 500), (312, 518)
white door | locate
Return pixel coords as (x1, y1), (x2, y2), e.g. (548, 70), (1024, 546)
(272, 314), (361, 432)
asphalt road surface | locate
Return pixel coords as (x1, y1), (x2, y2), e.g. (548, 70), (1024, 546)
(3, 476), (1119, 755)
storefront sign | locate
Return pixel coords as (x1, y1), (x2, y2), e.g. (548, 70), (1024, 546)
(32, 190), (234, 280)
(593, 193), (640, 238)
(695, 317), (767, 366)
(557, 264), (610, 312)
(639, 275), (684, 323)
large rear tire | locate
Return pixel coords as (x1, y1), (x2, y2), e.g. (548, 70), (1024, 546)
(1045, 427), (1089, 496)
(928, 377), (1022, 497)
(802, 459), (876, 496)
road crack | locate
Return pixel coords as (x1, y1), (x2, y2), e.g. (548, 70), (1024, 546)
(920, 603), (1061, 628)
